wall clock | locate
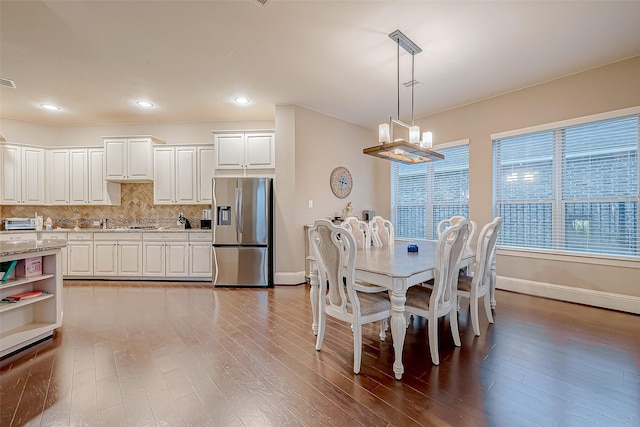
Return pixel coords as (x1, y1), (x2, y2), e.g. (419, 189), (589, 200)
(330, 166), (353, 199)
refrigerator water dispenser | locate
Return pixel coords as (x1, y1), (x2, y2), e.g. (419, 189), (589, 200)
(217, 206), (232, 225)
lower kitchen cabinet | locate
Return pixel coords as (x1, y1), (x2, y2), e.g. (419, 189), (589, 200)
(93, 233), (142, 276)
(189, 232), (212, 277)
(142, 232), (189, 277)
(67, 233), (93, 276)
(40, 230), (212, 281)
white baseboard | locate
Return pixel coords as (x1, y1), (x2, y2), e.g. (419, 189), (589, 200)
(497, 276), (640, 315)
(275, 271), (306, 285)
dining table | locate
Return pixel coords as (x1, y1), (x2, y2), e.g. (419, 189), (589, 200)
(308, 239), (484, 380)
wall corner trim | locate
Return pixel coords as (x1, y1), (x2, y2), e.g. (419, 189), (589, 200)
(275, 271), (307, 285)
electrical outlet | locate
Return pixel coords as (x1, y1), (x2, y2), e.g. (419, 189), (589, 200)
(93, 220), (100, 226)
(308, 199), (313, 208)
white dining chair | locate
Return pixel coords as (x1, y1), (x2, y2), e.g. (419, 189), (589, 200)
(404, 219), (470, 365)
(309, 219), (391, 374)
(437, 215), (477, 250)
(341, 216), (387, 295)
(457, 217), (502, 336)
(341, 216), (372, 250)
(437, 215), (476, 276)
(370, 216), (394, 248)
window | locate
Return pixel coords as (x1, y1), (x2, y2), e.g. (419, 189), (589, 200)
(493, 110), (639, 258)
(391, 142), (469, 240)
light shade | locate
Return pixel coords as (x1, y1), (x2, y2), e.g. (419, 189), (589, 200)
(363, 140), (444, 164)
(421, 131), (433, 148)
(409, 126), (420, 144)
(378, 123), (390, 143)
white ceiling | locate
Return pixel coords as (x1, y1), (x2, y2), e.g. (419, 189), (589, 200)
(2, 0), (640, 129)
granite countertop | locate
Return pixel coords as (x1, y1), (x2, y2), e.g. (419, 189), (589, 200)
(0, 239), (68, 257)
(1, 228), (211, 233)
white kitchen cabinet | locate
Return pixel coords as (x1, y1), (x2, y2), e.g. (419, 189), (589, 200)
(189, 232), (212, 277)
(48, 149), (70, 205)
(104, 136), (164, 182)
(70, 149), (89, 204)
(93, 240), (118, 276)
(47, 148), (120, 206)
(197, 146), (214, 204)
(166, 242), (189, 276)
(213, 132), (275, 170)
(67, 233), (93, 276)
(0, 246), (64, 358)
(142, 232), (189, 277)
(0, 144), (45, 205)
(142, 241), (165, 276)
(153, 146), (197, 205)
(118, 240), (143, 276)
(88, 148), (121, 205)
(93, 233), (142, 277)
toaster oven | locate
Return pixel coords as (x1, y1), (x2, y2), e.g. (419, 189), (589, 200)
(3, 218), (37, 230)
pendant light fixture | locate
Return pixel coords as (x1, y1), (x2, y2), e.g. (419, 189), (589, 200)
(363, 30), (444, 164)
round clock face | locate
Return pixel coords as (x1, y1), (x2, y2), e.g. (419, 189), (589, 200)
(330, 166), (353, 199)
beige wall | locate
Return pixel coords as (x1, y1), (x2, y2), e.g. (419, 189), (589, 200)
(274, 105), (380, 282)
(410, 55), (640, 299)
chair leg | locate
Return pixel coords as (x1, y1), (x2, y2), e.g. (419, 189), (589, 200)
(470, 296), (481, 337)
(484, 293), (494, 324)
(379, 318), (388, 341)
(450, 308), (461, 346)
(315, 311), (326, 351)
(428, 315), (440, 365)
(353, 321), (362, 374)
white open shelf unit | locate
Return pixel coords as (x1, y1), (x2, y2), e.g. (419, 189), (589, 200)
(0, 249), (63, 358)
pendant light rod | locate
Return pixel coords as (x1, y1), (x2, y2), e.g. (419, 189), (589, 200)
(396, 38), (400, 121)
(411, 51), (415, 126)
(389, 30), (421, 125)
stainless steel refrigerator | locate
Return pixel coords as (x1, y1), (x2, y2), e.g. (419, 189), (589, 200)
(212, 177), (273, 287)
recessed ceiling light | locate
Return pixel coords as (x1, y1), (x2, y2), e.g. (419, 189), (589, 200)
(41, 104), (61, 111)
(136, 101), (154, 108)
(234, 97), (249, 105)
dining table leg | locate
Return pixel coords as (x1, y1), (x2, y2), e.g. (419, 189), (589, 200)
(308, 258), (319, 335)
(389, 281), (407, 380)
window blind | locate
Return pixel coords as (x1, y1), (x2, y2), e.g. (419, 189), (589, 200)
(391, 144), (469, 240)
(493, 113), (639, 258)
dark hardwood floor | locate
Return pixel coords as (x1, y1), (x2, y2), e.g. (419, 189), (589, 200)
(1, 281), (639, 427)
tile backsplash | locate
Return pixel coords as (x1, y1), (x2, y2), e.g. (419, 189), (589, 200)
(1, 183), (206, 229)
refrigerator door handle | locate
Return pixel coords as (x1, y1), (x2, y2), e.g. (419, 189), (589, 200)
(212, 179), (217, 244)
(235, 187), (243, 239)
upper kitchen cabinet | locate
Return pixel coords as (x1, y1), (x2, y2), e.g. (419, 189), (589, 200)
(103, 136), (165, 182)
(46, 148), (120, 205)
(153, 144), (214, 205)
(197, 146), (214, 204)
(153, 146), (197, 205)
(213, 132), (275, 170)
(0, 143), (45, 205)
